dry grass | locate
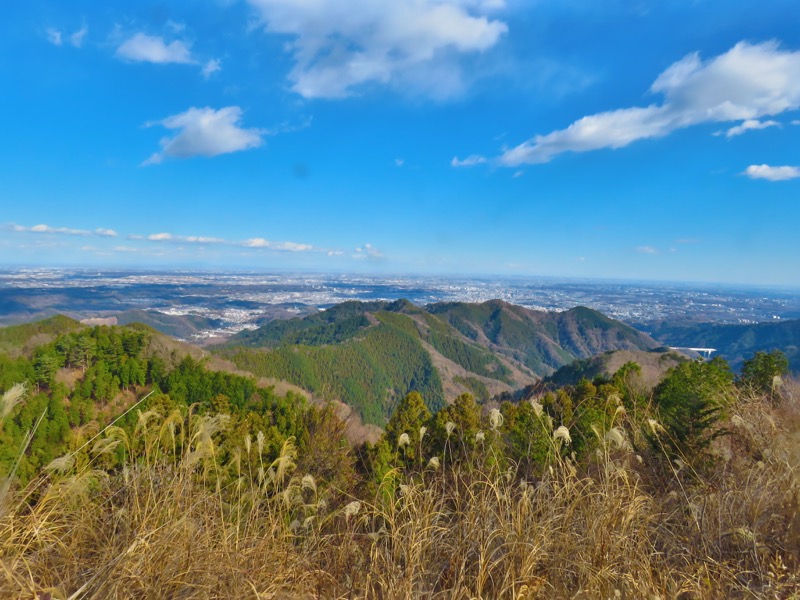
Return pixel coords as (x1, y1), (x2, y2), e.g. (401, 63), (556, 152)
(1, 385), (799, 599)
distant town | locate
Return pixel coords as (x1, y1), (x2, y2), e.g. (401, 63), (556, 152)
(2, 268), (798, 342)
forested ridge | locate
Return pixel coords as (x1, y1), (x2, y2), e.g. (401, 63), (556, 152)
(219, 299), (659, 425)
(0, 319), (322, 484)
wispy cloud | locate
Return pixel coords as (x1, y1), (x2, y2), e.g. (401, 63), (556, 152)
(10, 223), (118, 237)
(243, 238), (313, 252)
(137, 231), (319, 253)
(744, 164), (800, 181)
(353, 243), (384, 260)
(116, 33), (194, 64)
(247, 0), (507, 99)
(115, 32), (221, 79)
(714, 118), (779, 138)
(69, 25), (88, 48)
(451, 154), (487, 168)
(201, 58), (222, 79)
(635, 246), (659, 254)
(45, 28), (62, 46)
(498, 41), (800, 166)
(142, 106), (264, 165)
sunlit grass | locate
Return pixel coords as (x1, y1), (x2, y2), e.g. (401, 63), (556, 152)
(0, 382), (798, 598)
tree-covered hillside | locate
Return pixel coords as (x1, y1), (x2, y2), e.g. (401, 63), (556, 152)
(0, 322), (320, 484)
(648, 318), (800, 372)
(425, 300), (659, 372)
(219, 299), (662, 425)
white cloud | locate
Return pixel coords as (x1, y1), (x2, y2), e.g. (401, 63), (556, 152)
(138, 231), (317, 252)
(714, 119), (779, 138)
(247, 0), (508, 98)
(46, 28), (62, 46)
(353, 243), (383, 260)
(744, 164), (800, 181)
(242, 238), (313, 252)
(499, 41), (800, 166)
(636, 246), (659, 254)
(185, 236), (225, 244)
(394, 158), (405, 167)
(70, 25), (88, 48)
(116, 33), (194, 64)
(147, 233), (173, 241)
(113, 246), (141, 253)
(451, 154), (487, 167)
(10, 223), (115, 236)
(142, 106), (263, 165)
(202, 58), (222, 79)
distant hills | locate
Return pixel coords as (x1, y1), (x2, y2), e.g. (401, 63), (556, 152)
(4, 304), (798, 429)
(219, 299), (660, 425)
(0, 314), (84, 357)
(543, 349), (689, 389)
(114, 309), (224, 341)
(648, 318), (800, 372)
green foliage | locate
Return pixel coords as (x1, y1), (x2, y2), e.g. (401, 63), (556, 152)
(740, 350), (789, 399)
(384, 391), (431, 464)
(433, 393), (482, 458)
(0, 315), (83, 357)
(220, 322), (445, 425)
(501, 399), (554, 473)
(230, 301), (391, 348)
(426, 329), (513, 382)
(452, 375), (490, 402)
(0, 323), (323, 484)
(650, 357), (734, 464)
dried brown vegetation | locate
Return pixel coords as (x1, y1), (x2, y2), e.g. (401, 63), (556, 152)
(1, 383), (799, 599)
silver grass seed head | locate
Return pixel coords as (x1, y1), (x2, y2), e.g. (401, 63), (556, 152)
(553, 425), (571, 444)
(343, 500), (361, 519)
(530, 399), (543, 417)
(489, 408), (503, 430)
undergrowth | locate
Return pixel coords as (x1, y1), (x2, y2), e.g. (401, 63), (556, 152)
(0, 379), (799, 599)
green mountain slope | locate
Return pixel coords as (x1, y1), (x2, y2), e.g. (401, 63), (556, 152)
(0, 315), (84, 357)
(220, 299), (660, 425)
(648, 318), (800, 372)
(426, 300), (659, 374)
(115, 309), (223, 341)
(543, 349), (688, 388)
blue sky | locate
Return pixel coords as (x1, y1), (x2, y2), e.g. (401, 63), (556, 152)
(2, 0), (799, 285)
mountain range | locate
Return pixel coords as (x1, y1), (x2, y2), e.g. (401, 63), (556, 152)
(218, 299), (659, 424)
(647, 318), (800, 372)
